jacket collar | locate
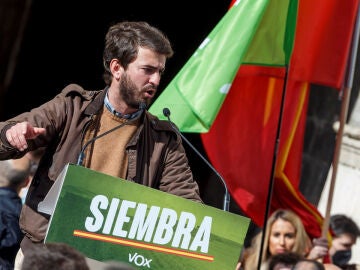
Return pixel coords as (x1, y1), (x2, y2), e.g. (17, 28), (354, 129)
(84, 88), (107, 116)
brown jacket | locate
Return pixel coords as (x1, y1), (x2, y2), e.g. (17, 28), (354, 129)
(0, 84), (202, 249)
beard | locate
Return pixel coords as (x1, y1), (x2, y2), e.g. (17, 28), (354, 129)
(119, 72), (153, 109)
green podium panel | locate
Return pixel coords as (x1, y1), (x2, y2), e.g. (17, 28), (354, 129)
(41, 164), (250, 270)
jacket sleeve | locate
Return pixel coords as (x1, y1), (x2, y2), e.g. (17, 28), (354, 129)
(142, 113), (203, 203)
(159, 138), (203, 203)
(0, 84), (84, 160)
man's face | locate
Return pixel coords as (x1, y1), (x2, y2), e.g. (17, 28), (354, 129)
(330, 233), (356, 256)
(329, 233), (356, 266)
(119, 47), (166, 109)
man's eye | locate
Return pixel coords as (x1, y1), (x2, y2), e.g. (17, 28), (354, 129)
(143, 68), (152, 72)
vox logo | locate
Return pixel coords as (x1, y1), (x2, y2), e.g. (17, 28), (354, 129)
(128, 253), (152, 268)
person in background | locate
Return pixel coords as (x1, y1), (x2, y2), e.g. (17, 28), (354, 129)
(267, 252), (302, 270)
(338, 263), (360, 270)
(237, 209), (328, 270)
(21, 242), (89, 270)
(102, 261), (135, 270)
(0, 158), (31, 269)
(86, 259), (136, 270)
(293, 259), (325, 270)
(329, 214), (360, 267)
(323, 263), (342, 270)
(0, 21), (202, 268)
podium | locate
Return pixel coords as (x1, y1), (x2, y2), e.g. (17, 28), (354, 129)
(39, 164), (250, 270)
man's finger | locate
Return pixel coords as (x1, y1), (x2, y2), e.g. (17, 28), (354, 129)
(33, 127), (46, 135)
(6, 130), (28, 151)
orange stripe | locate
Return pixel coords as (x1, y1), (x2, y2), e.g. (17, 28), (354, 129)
(273, 81), (332, 240)
(276, 82), (308, 172)
(263, 77), (276, 125)
(73, 230), (214, 262)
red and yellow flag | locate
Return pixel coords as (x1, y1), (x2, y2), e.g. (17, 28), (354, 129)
(201, 0), (359, 239)
(150, 0), (359, 240)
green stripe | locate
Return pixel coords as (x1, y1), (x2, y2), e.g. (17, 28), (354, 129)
(150, 0), (298, 132)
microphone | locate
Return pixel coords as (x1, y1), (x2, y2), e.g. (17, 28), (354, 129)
(76, 103), (146, 166)
(162, 108), (230, 211)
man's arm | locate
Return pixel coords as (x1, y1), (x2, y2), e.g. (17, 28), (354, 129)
(5, 122), (46, 152)
(159, 138), (203, 203)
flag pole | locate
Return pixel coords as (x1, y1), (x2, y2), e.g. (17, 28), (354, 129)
(321, 4), (360, 238)
(257, 67), (290, 270)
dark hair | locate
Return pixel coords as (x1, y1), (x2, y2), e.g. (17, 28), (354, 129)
(330, 214), (360, 239)
(268, 252), (302, 270)
(340, 264), (358, 270)
(0, 159), (31, 188)
(21, 242), (89, 270)
(102, 21), (173, 85)
(292, 259), (325, 270)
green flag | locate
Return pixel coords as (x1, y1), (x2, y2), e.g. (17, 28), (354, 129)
(149, 0), (297, 132)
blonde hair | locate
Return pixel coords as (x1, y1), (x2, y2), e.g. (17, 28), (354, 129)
(243, 209), (311, 270)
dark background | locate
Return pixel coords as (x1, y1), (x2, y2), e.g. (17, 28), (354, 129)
(0, 0), (234, 210)
(2, 1), (230, 119)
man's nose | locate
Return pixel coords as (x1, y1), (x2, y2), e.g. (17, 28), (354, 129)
(149, 72), (161, 86)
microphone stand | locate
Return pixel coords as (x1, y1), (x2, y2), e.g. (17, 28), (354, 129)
(163, 108), (230, 211)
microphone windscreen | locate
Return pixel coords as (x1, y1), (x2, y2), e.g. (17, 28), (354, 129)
(163, 108), (171, 117)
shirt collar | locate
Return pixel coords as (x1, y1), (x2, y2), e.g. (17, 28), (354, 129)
(104, 91), (143, 119)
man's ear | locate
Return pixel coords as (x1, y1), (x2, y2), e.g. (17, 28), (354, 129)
(109, 59), (123, 80)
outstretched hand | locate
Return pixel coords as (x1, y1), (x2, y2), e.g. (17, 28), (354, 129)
(5, 121), (46, 151)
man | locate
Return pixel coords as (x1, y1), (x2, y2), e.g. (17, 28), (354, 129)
(329, 214), (360, 267)
(0, 21), (202, 259)
(0, 158), (31, 269)
(21, 242), (89, 270)
(293, 259), (325, 270)
(267, 252), (302, 270)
